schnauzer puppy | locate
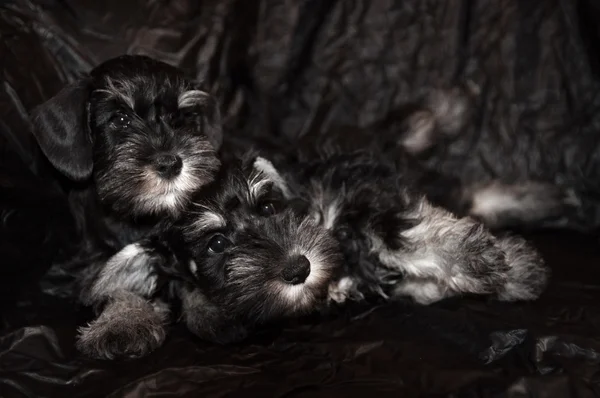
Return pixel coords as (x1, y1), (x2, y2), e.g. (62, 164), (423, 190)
(75, 154), (342, 359)
(80, 150), (549, 359)
(29, 55), (222, 295)
(269, 149), (550, 306)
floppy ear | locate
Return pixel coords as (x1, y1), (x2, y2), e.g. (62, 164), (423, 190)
(30, 79), (93, 181)
(178, 85), (223, 150)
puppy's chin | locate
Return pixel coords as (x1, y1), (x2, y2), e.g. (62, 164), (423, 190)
(97, 154), (219, 220)
(135, 162), (212, 217)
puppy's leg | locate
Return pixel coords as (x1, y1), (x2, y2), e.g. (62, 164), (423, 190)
(371, 199), (548, 304)
(328, 276), (362, 304)
(76, 290), (168, 360)
(494, 234), (550, 301)
(76, 241), (172, 359)
(78, 242), (162, 307)
(467, 181), (578, 230)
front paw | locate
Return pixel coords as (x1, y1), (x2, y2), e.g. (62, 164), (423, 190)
(76, 292), (168, 360)
(327, 276), (361, 304)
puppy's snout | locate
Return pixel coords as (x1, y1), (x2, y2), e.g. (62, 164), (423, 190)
(154, 154), (183, 178)
(281, 255), (311, 285)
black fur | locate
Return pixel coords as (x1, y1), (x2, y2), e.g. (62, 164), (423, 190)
(29, 55), (223, 359)
(31, 54), (223, 289)
(86, 149), (549, 358)
(270, 149), (549, 305)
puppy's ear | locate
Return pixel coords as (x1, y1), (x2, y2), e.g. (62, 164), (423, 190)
(251, 156), (292, 198)
(179, 286), (249, 344)
(178, 85), (223, 150)
(30, 78), (93, 181)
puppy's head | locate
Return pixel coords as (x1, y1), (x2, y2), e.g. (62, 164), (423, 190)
(170, 156), (342, 343)
(279, 151), (421, 299)
(31, 55), (222, 218)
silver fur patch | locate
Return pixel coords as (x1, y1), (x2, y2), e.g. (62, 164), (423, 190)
(88, 243), (158, 303)
(178, 90), (210, 108)
(252, 157), (291, 198)
(96, 77), (137, 109)
(189, 210), (227, 234)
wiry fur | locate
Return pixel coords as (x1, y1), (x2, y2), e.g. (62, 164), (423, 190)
(88, 150), (549, 356)
(75, 155), (342, 356)
(85, 55), (222, 219)
(270, 150), (550, 305)
(76, 290), (170, 360)
(29, 55), (224, 359)
(171, 157), (342, 343)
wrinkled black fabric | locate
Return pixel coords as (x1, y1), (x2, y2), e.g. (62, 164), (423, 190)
(2, 0), (600, 397)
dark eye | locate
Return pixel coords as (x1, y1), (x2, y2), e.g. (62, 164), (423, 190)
(257, 202), (277, 217)
(110, 113), (131, 129)
(207, 234), (230, 254)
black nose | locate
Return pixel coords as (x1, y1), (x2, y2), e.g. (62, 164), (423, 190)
(281, 255), (311, 285)
(154, 154), (183, 178)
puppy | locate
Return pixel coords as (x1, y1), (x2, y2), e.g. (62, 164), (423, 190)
(85, 150), (549, 358)
(29, 55), (223, 358)
(271, 149), (550, 305)
(75, 154), (342, 359)
(30, 55), (222, 293)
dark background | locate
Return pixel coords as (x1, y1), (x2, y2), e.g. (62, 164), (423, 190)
(2, 1), (600, 397)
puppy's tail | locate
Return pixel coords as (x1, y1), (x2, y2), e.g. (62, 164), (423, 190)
(494, 235), (550, 302)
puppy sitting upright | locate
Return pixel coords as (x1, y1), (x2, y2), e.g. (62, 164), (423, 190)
(29, 55), (223, 355)
(31, 55), (221, 271)
(32, 55), (222, 225)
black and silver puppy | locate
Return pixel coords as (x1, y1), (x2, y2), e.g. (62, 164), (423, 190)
(84, 150), (549, 359)
(31, 55), (222, 287)
(271, 149), (549, 306)
(76, 155), (342, 359)
(29, 55), (223, 356)
(31, 54), (222, 225)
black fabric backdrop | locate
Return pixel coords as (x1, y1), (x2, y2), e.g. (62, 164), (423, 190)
(2, 1), (600, 397)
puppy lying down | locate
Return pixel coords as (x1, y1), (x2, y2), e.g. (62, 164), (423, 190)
(76, 151), (550, 360)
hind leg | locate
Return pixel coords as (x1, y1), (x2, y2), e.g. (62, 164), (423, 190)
(371, 198), (549, 304)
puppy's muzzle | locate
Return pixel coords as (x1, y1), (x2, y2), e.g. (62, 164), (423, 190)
(281, 255), (311, 285)
(154, 153), (183, 179)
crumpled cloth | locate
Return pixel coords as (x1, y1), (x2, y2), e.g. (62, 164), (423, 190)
(2, 1), (600, 396)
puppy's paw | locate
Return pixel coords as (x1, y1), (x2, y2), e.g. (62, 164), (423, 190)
(76, 292), (168, 360)
(327, 276), (361, 304)
(393, 278), (449, 305)
(449, 222), (510, 295)
(494, 235), (550, 301)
